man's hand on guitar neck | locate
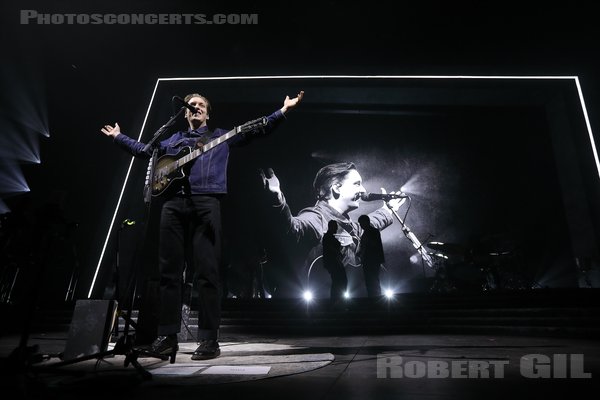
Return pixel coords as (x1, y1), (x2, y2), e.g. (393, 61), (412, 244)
(101, 123), (121, 138)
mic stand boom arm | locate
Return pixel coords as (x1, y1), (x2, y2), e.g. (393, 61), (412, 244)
(387, 204), (434, 268)
(21, 106), (188, 379)
(142, 106), (186, 153)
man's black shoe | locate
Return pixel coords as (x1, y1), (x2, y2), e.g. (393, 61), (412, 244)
(191, 339), (220, 360)
(150, 335), (179, 355)
(135, 335), (178, 363)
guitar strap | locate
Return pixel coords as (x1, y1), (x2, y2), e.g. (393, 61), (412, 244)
(193, 130), (214, 148)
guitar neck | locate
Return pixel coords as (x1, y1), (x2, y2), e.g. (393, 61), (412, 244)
(160, 116), (266, 175)
(179, 126), (239, 167)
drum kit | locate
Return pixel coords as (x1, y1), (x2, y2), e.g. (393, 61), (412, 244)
(424, 235), (526, 292)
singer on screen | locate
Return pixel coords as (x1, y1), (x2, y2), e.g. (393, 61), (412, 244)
(260, 162), (405, 300)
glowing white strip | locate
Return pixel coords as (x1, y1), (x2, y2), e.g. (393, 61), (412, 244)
(574, 77), (600, 180)
(88, 74), (599, 298)
(158, 75), (577, 81)
(87, 79), (161, 298)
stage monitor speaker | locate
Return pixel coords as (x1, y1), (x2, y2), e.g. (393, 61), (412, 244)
(63, 299), (118, 360)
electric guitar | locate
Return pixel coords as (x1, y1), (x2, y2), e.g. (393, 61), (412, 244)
(150, 117), (268, 197)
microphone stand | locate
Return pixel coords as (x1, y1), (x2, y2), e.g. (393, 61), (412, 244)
(142, 106), (187, 204)
(386, 202), (433, 276)
(142, 106), (186, 154)
(33, 108), (189, 378)
(1, 105), (189, 391)
(101, 105), (185, 371)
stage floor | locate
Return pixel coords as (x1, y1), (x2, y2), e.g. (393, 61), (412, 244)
(1, 331), (599, 399)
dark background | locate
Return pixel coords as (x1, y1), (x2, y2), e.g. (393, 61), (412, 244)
(1, 1), (599, 302)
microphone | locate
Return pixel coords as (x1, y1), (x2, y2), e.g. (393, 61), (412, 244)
(359, 192), (409, 201)
(173, 96), (199, 115)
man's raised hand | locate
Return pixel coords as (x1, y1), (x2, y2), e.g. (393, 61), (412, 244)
(281, 91), (304, 114)
(101, 123), (121, 138)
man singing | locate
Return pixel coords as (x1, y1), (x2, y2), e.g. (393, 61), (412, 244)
(101, 90), (304, 361)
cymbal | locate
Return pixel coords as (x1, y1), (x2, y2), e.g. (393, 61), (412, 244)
(426, 241), (467, 255)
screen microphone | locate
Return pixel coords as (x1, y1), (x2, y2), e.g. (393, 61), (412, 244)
(359, 192), (409, 201)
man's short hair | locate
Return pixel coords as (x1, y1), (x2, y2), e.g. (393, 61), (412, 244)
(358, 214), (371, 226)
(184, 93), (212, 113)
(313, 162), (356, 200)
(327, 220), (338, 231)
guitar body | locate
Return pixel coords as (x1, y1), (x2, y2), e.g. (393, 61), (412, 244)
(149, 116), (267, 198)
(151, 146), (192, 197)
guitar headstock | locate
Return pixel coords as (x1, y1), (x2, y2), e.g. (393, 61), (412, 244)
(238, 117), (268, 134)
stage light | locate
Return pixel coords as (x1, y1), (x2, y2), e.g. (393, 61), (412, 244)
(0, 164), (30, 195)
(343, 291), (350, 299)
(0, 126), (42, 164)
(302, 290), (313, 302)
(0, 199), (9, 214)
(384, 289), (394, 299)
